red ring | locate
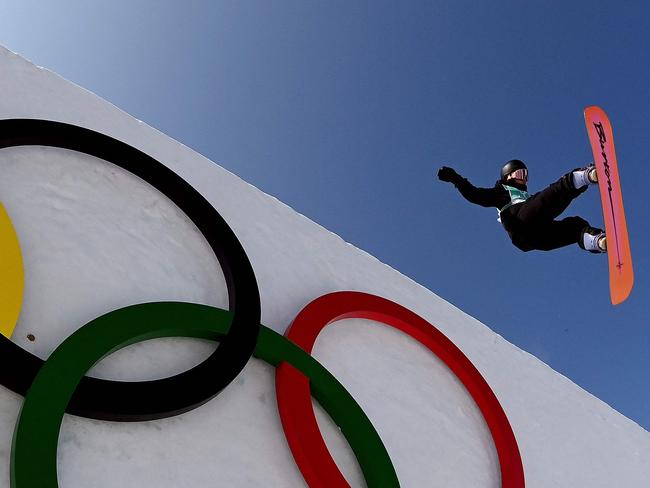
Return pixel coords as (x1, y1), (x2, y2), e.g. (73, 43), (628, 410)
(276, 291), (524, 487)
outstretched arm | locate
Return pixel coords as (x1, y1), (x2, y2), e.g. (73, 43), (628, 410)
(437, 166), (503, 208)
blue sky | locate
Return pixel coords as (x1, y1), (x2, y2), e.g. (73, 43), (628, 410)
(1, 1), (648, 431)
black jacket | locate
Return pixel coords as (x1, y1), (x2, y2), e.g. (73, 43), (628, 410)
(449, 176), (536, 247)
(452, 177), (527, 211)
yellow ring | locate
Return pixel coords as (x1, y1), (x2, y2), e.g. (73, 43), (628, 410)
(0, 202), (24, 338)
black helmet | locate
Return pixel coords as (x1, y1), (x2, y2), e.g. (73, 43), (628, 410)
(500, 159), (527, 181)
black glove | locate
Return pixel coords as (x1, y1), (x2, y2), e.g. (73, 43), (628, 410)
(437, 166), (460, 183)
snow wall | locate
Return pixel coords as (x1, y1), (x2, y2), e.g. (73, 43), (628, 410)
(0, 45), (648, 488)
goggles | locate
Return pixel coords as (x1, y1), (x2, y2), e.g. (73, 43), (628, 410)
(507, 168), (528, 181)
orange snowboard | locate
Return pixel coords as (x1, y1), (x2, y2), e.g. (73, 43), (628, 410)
(584, 106), (633, 305)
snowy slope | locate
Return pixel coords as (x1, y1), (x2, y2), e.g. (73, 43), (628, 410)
(0, 45), (648, 487)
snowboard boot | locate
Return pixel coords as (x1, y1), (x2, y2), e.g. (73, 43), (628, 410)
(587, 166), (598, 184)
(580, 226), (607, 253)
(572, 164), (598, 189)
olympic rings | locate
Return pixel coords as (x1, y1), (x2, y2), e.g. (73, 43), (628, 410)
(2, 119), (524, 487)
(0, 119), (261, 421)
(12, 302), (398, 488)
(276, 291), (525, 488)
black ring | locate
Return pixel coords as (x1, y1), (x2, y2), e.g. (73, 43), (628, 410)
(0, 119), (261, 421)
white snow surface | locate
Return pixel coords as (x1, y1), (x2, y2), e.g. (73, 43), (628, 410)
(0, 45), (648, 487)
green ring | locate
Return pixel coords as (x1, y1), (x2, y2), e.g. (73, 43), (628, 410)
(11, 302), (399, 488)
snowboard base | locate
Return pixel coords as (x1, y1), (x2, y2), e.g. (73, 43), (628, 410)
(584, 106), (633, 305)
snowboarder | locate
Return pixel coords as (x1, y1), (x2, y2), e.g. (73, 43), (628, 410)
(437, 160), (607, 253)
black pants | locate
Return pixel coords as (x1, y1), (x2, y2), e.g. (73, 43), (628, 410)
(501, 173), (591, 252)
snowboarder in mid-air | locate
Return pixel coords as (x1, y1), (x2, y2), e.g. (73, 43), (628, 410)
(437, 160), (607, 253)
